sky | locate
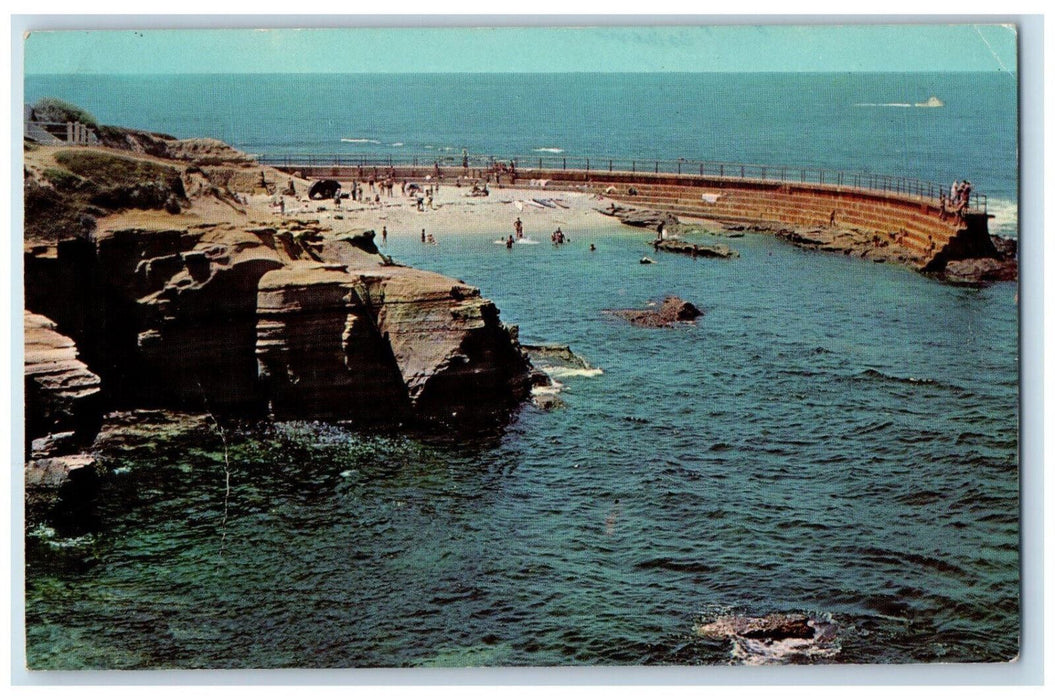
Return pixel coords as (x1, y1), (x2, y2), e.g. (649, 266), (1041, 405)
(21, 23), (1019, 74)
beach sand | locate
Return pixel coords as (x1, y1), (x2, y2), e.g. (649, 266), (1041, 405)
(248, 179), (620, 242)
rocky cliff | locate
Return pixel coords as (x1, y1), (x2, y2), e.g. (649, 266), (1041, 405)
(23, 137), (534, 444)
(24, 311), (102, 453)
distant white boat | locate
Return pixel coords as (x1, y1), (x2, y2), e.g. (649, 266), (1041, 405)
(853, 96), (944, 108)
(915, 96), (945, 108)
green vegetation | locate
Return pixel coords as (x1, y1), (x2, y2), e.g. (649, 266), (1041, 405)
(54, 150), (176, 188)
(31, 98), (99, 128)
(25, 151), (188, 243)
(42, 167), (86, 193)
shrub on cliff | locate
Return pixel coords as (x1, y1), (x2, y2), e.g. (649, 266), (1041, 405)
(53, 150), (187, 209)
(24, 178), (98, 243)
(31, 98), (99, 128)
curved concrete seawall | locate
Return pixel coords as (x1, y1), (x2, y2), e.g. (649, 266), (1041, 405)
(535, 169), (997, 273)
(288, 163), (997, 274)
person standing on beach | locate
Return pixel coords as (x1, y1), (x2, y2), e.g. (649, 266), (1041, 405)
(382, 226), (388, 246)
(421, 228), (426, 243)
(514, 217), (523, 239)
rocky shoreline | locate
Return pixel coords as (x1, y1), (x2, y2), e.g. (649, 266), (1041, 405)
(24, 125), (538, 508)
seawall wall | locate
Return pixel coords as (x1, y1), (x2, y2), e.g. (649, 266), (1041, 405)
(285, 164), (995, 272)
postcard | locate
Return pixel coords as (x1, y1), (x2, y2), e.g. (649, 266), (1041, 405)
(19, 22), (1023, 675)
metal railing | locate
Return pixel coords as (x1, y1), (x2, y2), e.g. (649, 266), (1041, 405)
(256, 151), (986, 214)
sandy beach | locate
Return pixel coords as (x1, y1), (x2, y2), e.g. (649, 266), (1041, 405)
(250, 177), (620, 242)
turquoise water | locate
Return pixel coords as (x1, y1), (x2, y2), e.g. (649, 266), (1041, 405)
(25, 72), (1019, 214)
(24, 72), (1019, 667)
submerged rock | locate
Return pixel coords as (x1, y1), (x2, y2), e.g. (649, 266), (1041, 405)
(652, 239), (739, 259)
(695, 613), (840, 665)
(605, 296), (703, 328)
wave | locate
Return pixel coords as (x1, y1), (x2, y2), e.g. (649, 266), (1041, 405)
(856, 368), (939, 386)
(635, 557), (712, 573)
(341, 138), (381, 144)
(853, 97), (943, 108)
(533, 147), (564, 154)
(544, 366), (603, 379)
(390, 142), (404, 147)
(986, 197), (1019, 237)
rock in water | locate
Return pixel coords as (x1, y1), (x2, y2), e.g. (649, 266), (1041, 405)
(695, 613), (840, 665)
(942, 257), (1018, 285)
(604, 296), (703, 328)
(653, 239), (739, 258)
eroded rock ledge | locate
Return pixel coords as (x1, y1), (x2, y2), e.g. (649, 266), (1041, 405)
(25, 221), (533, 433)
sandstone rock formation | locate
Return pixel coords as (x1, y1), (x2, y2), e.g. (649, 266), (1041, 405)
(24, 311), (102, 453)
(27, 220), (532, 425)
(597, 203), (680, 231)
(24, 135), (535, 431)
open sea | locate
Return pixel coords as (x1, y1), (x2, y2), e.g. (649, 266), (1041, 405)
(23, 72), (1019, 668)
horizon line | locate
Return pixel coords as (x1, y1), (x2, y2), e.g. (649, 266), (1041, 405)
(25, 68), (1020, 76)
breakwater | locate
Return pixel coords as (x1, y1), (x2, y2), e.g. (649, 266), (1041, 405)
(272, 159), (998, 275)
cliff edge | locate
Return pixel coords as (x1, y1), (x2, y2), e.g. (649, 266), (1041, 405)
(24, 131), (533, 446)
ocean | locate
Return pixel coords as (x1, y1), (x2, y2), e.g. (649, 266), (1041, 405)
(23, 72), (1019, 668)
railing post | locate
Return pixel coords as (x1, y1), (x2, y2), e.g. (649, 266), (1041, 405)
(563, 157), (566, 170)
(655, 161), (659, 174)
(586, 158), (590, 172)
(632, 161), (636, 173)
(609, 159), (613, 172)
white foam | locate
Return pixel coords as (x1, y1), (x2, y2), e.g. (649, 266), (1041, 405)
(390, 142), (404, 147)
(986, 197), (1019, 237)
(531, 382), (563, 395)
(544, 367), (604, 379)
(853, 102), (912, 108)
(730, 634), (841, 666)
(533, 147), (564, 154)
(341, 138), (381, 144)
